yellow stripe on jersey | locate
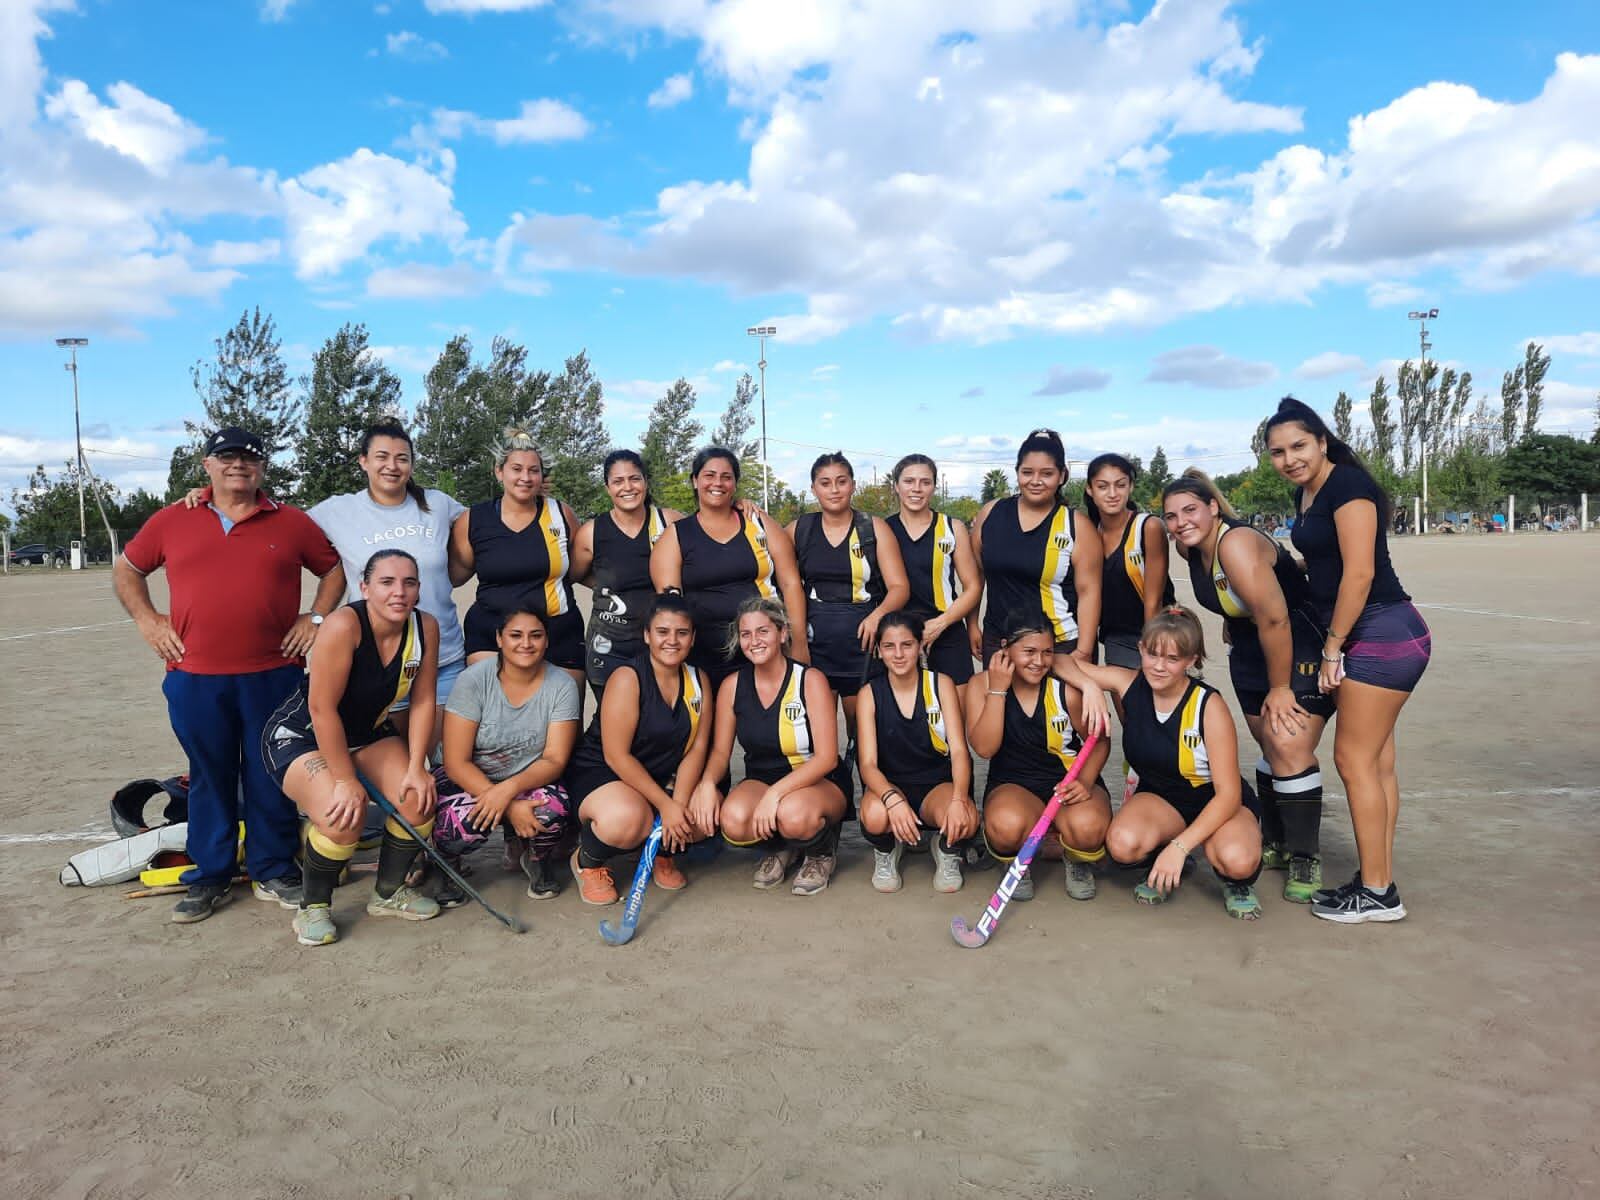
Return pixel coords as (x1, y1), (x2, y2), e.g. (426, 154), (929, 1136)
(920, 669), (950, 757)
(647, 505), (667, 548)
(744, 512), (777, 599)
(681, 665), (704, 754)
(1042, 678), (1077, 771)
(1176, 686), (1210, 788)
(539, 501), (571, 616)
(1210, 527), (1250, 619)
(847, 523), (871, 603)
(931, 514), (957, 613)
(777, 663), (812, 767)
(1123, 513), (1148, 599)
(1038, 506), (1077, 642)
(377, 612), (422, 727)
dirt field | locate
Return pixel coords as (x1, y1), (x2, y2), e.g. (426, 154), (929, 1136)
(2, 534), (1597, 1200)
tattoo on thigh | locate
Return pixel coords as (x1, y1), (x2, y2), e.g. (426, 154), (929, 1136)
(304, 755), (329, 779)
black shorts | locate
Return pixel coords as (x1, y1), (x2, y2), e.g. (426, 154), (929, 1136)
(740, 760), (852, 797)
(1099, 631), (1142, 670)
(259, 693), (394, 789)
(1229, 643), (1335, 720)
(924, 623), (975, 684)
(463, 604), (584, 670)
(983, 772), (1108, 805)
(808, 602), (879, 697)
(1143, 778), (1261, 824)
(585, 630), (643, 695)
(979, 631), (1076, 671)
(886, 774), (951, 818)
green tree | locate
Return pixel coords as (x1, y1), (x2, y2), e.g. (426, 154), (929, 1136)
(640, 378), (704, 483)
(714, 373), (760, 460)
(1430, 442), (1502, 514)
(1368, 375), (1395, 469)
(1226, 454), (1294, 519)
(1396, 360), (1418, 473)
(10, 461), (123, 556)
(1448, 371), (1473, 450)
(1333, 391), (1353, 442)
(297, 324), (404, 506)
(1500, 434), (1600, 504)
(1521, 342), (1551, 439)
(1500, 365), (1524, 448)
(1429, 367), (1455, 457)
(1147, 445), (1172, 493)
(937, 495), (981, 523)
(170, 307), (301, 499)
(413, 335), (480, 502)
(533, 350), (610, 517)
(980, 469), (1010, 502)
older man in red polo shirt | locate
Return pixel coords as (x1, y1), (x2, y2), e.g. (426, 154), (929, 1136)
(115, 426), (346, 925)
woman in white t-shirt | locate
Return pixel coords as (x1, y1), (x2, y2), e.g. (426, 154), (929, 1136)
(438, 606), (582, 900)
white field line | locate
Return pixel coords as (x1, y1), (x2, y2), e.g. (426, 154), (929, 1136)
(0, 618), (132, 642)
(1413, 602), (1591, 626)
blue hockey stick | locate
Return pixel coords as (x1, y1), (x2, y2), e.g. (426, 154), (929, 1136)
(599, 818), (663, 946)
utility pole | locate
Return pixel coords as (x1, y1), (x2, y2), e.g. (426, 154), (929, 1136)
(746, 325), (776, 510)
(56, 337), (89, 540)
(1407, 309), (1438, 527)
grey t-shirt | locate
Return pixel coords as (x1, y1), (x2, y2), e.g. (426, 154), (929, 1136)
(445, 658), (581, 783)
(310, 488), (467, 667)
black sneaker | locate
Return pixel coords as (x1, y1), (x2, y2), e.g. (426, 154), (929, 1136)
(172, 883), (234, 924)
(522, 851), (563, 900)
(1311, 870), (1361, 907)
(1311, 882), (1406, 924)
(251, 872), (304, 909)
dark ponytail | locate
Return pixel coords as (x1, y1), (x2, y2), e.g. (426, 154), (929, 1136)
(1084, 452), (1137, 527)
(360, 421), (431, 514)
(1263, 396), (1391, 524)
(1015, 428), (1069, 503)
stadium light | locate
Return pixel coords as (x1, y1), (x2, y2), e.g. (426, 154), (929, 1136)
(745, 325), (777, 509)
(55, 337), (90, 540)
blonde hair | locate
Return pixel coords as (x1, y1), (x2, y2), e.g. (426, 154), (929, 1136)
(723, 596), (791, 662)
(493, 426), (545, 471)
(1139, 605), (1207, 663)
(1162, 467), (1238, 521)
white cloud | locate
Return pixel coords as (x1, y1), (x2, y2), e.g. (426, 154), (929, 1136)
(1033, 365), (1111, 395)
(1366, 281), (1426, 307)
(44, 80), (207, 174)
(207, 238), (281, 267)
(711, 359), (743, 372)
(367, 343), (440, 375)
(1295, 351), (1367, 379)
(1147, 345), (1276, 389)
(260, 0), (295, 21)
(1531, 331), (1600, 357)
(648, 71), (694, 109)
(386, 31), (449, 61)
(424, 0), (550, 12)
(410, 99), (590, 149)
(281, 149), (467, 279)
(366, 262), (489, 298)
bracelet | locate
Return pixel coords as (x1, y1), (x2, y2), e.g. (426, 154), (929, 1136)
(1170, 837), (1191, 856)
(881, 790), (903, 809)
(987, 689), (1007, 696)
(1321, 651), (1342, 662)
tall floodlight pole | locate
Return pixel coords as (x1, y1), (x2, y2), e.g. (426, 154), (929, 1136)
(746, 325), (776, 510)
(1407, 309), (1438, 526)
(56, 337), (90, 540)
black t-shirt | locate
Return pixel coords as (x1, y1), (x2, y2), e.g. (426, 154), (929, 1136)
(1291, 465), (1409, 622)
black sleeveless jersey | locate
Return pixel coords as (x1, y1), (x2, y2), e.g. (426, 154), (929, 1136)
(986, 676), (1084, 796)
(1121, 673), (1216, 800)
(677, 510), (778, 646)
(888, 511), (960, 618)
(1100, 512), (1174, 638)
(588, 506), (669, 647)
(274, 601), (424, 749)
(867, 669), (953, 787)
(567, 654), (705, 787)
(794, 511), (885, 605)
(468, 497), (575, 620)
(732, 659), (819, 778)
(1187, 518), (1323, 663)
(980, 497), (1080, 642)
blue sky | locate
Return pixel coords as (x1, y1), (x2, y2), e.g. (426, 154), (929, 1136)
(3, 0), (1599, 510)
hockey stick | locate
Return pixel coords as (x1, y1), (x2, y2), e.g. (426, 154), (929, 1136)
(371, 791), (526, 935)
(951, 731), (1101, 948)
(600, 817), (663, 946)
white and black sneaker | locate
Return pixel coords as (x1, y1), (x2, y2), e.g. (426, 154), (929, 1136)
(1311, 882), (1406, 923)
(1311, 870), (1361, 907)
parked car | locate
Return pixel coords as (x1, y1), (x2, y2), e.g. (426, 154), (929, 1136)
(7, 543), (69, 566)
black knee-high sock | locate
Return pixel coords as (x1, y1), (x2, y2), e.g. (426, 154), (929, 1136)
(1217, 862), (1264, 888)
(375, 817), (431, 898)
(578, 823), (628, 869)
(1255, 757), (1284, 846)
(862, 825), (897, 852)
(1273, 765), (1324, 858)
(303, 830), (355, 908)
(796, 820), (840, 858)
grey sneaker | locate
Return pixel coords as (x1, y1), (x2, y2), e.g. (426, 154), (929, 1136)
(1010, 866), (1035, 902)
(171, 883), (233, 924)
(791, 854), (836, 896)
(752, 846), (796, 890)
(366, 885), (441, 921)
(929, 837), (964, 894)
(252, 873), (303, 909)
(870, 844), (904, 893)
(1064, 858), (1097, 901)
(293, 904), (338, 946)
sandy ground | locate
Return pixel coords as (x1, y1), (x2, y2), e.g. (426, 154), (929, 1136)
(2, 533), (1597, 1200)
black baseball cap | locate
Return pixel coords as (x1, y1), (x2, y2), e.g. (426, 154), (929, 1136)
(204, 426), (265, 457)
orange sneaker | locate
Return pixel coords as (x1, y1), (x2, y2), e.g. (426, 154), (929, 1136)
(569, 849), (618, 906)
(652, 854), (687, 891)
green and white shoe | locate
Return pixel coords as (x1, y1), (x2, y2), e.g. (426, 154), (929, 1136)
(1133, 881), (1169, 906)
(293, 904), (338, 946)
(1283, 855), (1322, 904)
(1260, 842), (1291, 871)
(1223, 881), (1262, 920)
(366, 885), (441, 921)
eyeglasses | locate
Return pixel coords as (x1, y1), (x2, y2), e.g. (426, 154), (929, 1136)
(214, 449), (263, 464)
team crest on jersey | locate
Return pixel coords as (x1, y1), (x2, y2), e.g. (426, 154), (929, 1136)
(850, 543), (866, 559)
(1052, 531), (1070, 550)
(936, 533), (956, 554)
(1297, 661), (1318, 676)
(1049, 712), (1070, 736)
(1215, 573), (1229, 592)
(783, 701), (805, 724)
(401, 662), (419, 682)
(1182, 730), (1201, 749)
(1129, 549), (1144, 566)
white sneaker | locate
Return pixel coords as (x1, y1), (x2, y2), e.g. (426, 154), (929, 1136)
(870, 844), (904, 893)
(928, 836), (964, 893)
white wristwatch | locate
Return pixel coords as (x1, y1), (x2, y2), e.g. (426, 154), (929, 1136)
(308, 612), (325, 627)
